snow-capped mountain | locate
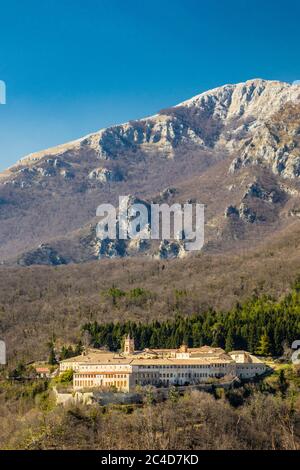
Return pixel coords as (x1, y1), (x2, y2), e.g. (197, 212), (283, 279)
(1, 79), (300, 265)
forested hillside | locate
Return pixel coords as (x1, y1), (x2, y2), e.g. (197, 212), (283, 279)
(1, 253), (300, 363)
(82, 296), (298, 357)
(80, 281), (300, 356)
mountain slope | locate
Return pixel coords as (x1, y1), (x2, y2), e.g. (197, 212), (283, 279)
(1, 79), (300, 264)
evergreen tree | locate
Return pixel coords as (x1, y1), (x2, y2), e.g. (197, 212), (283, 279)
(278, 369), (288, 397)
(144, 386), (155, 406)
(256, 333), (271, 356)
(9, 362), (26, 379)
(168, 386), (180, 404)
(48, 343), (58, 365)
(74, 341), (83, 356)
(225, 329), (235, 352)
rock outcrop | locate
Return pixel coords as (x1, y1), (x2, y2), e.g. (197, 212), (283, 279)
(88, 167), (123, 183)
(18, 244), (67, 267)
(229, 103), (300, 178)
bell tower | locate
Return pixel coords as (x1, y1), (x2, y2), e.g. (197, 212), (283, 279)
(179, 343), (188, 353)
(124, 334), (135, 355)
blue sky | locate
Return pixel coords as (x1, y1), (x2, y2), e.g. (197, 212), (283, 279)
(0, 0), (300, 171)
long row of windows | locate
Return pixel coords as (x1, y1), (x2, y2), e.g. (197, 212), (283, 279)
(138, 371), (216, 379)
(100, 374), (128, 379)
(74, 380), (94, 387)
(160, 372), (210, 378)
(79, 365), (130, 371)
(75, 373), (128, 379)
(139, 365), (208, 369)
(74, 379), (128, 388)
(136, 363), (228, 370)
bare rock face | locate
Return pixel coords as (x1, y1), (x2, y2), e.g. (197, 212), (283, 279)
(229, 103), (300, 178)
(159, 187), (177, 200)
(225, 203), (257, 223)
(90, 195), (151, 259)
(18, 167), (38, 176)
(238, 203), (257, 223)
(96, 238), (127, 259)
(4, 157), (76, 187)
(243, 181), (283, 203)
(158, 240), (186, 260)
(84, 194), (190, 261)
(88, 167), (123, 183)
(289, 208), (300, 217)
(37, 167), (56, 177)
(60, 169), (74, 179)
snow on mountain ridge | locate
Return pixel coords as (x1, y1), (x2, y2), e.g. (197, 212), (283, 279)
(180, 79), (300, 121)
(3, 79), (300, 175)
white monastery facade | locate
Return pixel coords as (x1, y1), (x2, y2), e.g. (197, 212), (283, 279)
(59, 336), (267, 393)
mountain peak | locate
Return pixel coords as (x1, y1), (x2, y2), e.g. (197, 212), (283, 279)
(2, 79), (297, 173)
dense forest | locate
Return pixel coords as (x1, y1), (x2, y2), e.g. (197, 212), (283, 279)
(81, 283), (300, 357)
(2, 226), (300, 364)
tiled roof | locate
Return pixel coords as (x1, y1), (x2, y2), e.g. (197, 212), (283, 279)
(60, 346), (263, 367)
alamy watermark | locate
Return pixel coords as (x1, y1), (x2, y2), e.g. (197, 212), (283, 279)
(0, 340), (6, 365)
(96, 196), (204, 251)
(0, 80), (6, 104)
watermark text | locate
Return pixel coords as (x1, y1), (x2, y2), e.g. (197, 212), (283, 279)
(96, 196), (204, 252)
(0, 80), (6, 104)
